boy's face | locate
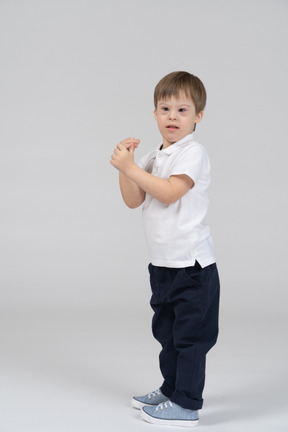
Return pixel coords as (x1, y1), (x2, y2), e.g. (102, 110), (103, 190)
(154, 92), (203, 149)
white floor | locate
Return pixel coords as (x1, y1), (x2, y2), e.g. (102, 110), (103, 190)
(0, 306), (287, 432)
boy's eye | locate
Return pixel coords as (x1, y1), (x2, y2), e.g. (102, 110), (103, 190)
(161, 107), (169, 111)
(179, 108), (186, 113)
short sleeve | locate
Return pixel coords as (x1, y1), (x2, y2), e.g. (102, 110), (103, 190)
(170, 144), (210, 184)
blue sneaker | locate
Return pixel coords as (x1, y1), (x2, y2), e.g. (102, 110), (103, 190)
(131, 388), (169, 409)
(141, 400), (199, 427)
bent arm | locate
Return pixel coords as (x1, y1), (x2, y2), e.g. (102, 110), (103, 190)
(125, 164), (194, 205)
(110, 138), (193, 205)
(119, 172), (145, 208)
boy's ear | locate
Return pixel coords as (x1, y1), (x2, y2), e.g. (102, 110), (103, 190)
(195, 110), (204, 124)
(153, 108), (157, 120)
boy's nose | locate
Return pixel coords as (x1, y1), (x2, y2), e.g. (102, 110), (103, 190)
(169, 110), (177, 120)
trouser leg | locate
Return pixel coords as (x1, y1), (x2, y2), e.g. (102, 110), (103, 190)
(149, 262), (220, 410)
(149, 265), (178, 398)
(150, 301), (177, 397)
(170, 262), (220, 410)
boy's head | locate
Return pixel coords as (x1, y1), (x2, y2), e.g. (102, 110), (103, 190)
(154, 71), (206, 114)
(153, 71), (206, 148)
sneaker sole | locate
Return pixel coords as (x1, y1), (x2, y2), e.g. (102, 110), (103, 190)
(141, 408), (199, 427)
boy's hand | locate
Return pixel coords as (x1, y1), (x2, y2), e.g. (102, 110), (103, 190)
(121, 137), (140, 150)
(110, 137), (140, 174)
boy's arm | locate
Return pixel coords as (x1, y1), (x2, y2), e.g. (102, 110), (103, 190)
(119, 172), (145, 209)
(111, 137), (145, 209)
(110, 140), (194, 205)
(124, 165), (193, 205)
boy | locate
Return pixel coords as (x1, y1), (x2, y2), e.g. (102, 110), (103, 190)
(110, 71), (220, 427)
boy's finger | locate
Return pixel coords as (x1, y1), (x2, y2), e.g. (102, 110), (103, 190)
(120, 137), (140, 146)
(129, 145), (136, 153)
(126, 142), (139, 149)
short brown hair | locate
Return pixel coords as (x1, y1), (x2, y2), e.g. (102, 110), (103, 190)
(154, 71), (207, 113)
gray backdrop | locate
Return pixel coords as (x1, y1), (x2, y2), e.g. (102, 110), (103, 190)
(1, 0), (287, 312)
(0, 1), (287, 431)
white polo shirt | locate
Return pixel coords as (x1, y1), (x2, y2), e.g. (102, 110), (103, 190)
(138, 133), (216, 268)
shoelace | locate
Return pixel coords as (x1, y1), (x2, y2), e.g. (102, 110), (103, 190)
(148, 389), (162, 400)
(156, 401), (173, 411)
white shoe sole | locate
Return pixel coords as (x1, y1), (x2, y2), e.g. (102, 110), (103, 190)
(141, 408), (199, 427)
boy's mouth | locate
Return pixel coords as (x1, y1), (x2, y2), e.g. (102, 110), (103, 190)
(166, 125), (179, 129)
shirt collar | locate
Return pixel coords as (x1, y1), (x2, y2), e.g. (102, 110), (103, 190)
(158, 133), (195, 155)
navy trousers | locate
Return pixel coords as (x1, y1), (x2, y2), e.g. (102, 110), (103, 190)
(149, 261), (220, 410)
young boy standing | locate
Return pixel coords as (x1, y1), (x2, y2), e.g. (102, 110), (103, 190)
(110, 71), (220, 428)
